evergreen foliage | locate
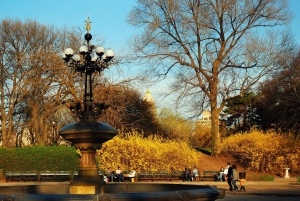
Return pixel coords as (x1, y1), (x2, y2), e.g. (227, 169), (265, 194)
(221, 91), (260, 133)
(0, 146), (80, 172)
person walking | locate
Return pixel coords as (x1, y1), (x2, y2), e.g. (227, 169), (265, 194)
(238, 178), (246, 191)
(226, 163), (233, 191)
(223, 163), (230, 181)
(232, 164), (239, 191)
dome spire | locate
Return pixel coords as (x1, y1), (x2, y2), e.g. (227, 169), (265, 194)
(143, 89), (154, 103)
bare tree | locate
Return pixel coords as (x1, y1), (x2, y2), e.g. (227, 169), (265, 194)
(0, 18), (81, 146)
(127, 0), (292, 156)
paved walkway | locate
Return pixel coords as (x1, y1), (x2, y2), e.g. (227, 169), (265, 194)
(203, 178), (300, 201)
(0, 178), (299, 200)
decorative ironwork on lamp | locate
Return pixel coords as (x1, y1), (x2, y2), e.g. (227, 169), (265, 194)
(62, 15), (113, 121)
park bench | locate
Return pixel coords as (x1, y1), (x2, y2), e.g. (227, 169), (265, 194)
(39, 171), (73, 182)
(5, 171), (38, 182)
(137, 171), (169, 182)
(152, 171), (169, 181)
(5, 172), (24, 182)
(122, 170), (136, 182)
(137, 171), (154, 181)
(201, 170), (219, 181)
(5, 171), (76, 182)
(170, 171), (184, 181)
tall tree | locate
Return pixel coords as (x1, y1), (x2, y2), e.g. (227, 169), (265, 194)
(93, 83), (162, 136)
(0, 18), (78, 146)
(221, 91), (260, 133)
(128, 0), (291, 156)
(257, 48), (300, 136)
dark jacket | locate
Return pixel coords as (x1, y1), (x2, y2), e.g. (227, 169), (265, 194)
(227, 166), (233, 179)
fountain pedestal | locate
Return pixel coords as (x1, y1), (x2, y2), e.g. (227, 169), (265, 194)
(283, 168), (290, 178)
(59, 121), (118, 194)
(69, 148), (105, 194)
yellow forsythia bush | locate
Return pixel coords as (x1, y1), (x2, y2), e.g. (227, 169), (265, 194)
(220, 130), (300, 173)
(96, 131), (199, 172)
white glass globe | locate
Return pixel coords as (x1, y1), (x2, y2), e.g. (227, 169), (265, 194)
(95, 46), (105, 54)
(72, 54), (81, 61)
(79, 45), (88, 54)
(64, 48), (74, 57)
(106, 49), (114, 58)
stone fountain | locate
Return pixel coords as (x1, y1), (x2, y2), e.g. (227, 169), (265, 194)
(58, 15), (118, 194)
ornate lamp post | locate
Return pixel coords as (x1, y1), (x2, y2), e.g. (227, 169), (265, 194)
(52, 121), (56, 143)
(58, 16), (118, 194)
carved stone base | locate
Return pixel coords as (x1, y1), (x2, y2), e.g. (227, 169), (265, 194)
(70, 175), (106, 194)
(70, 185), (105, 194)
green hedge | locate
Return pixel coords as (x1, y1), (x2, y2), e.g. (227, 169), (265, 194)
(0, 146), (80, 172)
(247, 173), (275, 181)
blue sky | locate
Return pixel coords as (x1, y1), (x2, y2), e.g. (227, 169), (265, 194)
(0, 0), (300, 110)
(289, 0), (300, 44)
(0, 0), (299, 48)
(0, 0), (139, 51)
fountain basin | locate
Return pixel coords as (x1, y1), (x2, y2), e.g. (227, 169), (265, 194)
(59, 121), (118, 149)
(0, 182), (225, 201)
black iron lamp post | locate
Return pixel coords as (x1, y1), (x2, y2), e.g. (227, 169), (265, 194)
(62, 16), (113, 121)
(58, 16), (118, 195)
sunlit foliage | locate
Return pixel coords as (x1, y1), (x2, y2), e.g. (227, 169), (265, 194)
(220, 130), (300, 173)
(96, 131), (199, 172)
(193, 123), (212, 148)
(157, 107), (192, 141)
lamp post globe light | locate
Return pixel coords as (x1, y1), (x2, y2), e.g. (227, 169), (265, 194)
(58, 16), (118, 195)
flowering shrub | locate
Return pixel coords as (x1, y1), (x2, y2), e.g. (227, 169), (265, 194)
(96, 132), (199, 172)
(220, 130), (300, 173)
(76, 149), (82, 157)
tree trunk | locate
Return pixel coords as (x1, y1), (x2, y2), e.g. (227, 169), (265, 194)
(210, 77), (220, 157)
(211, 106), (220, 157)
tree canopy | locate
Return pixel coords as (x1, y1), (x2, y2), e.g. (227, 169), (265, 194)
(94, 83), (162, 136)
(0, 18), (71, 146)
(128, 0), (292, 156)
(256, 49), (300, 136)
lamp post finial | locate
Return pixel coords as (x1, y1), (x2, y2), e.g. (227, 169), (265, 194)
(85, 15), (92, 33)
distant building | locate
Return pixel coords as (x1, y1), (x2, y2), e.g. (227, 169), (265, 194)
(143, 89), (155, 104)
(197, 110), (211, 127)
